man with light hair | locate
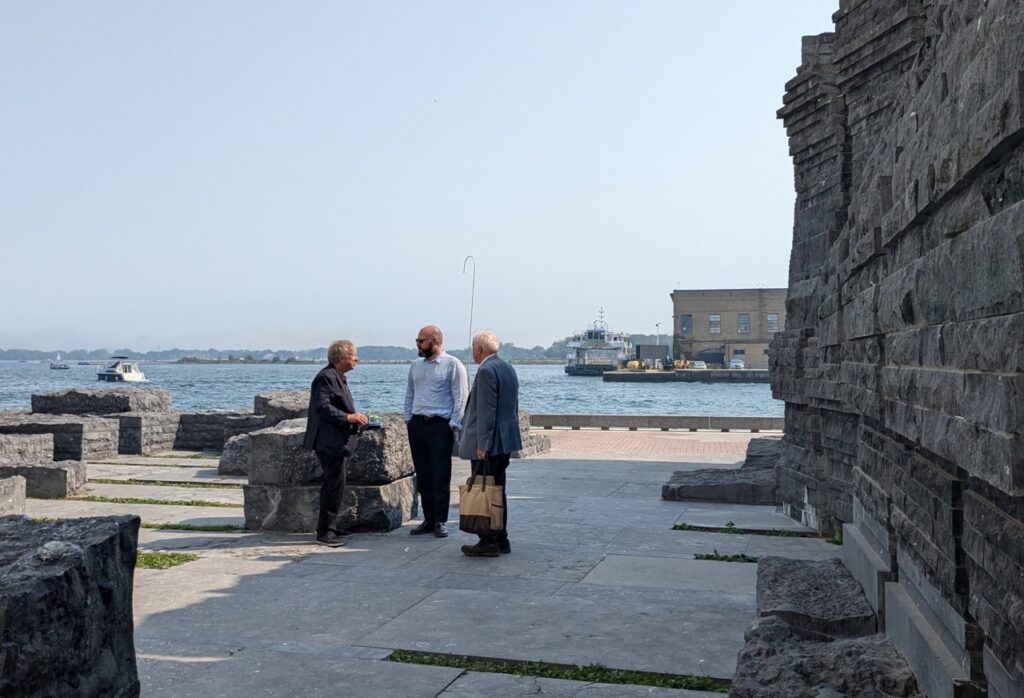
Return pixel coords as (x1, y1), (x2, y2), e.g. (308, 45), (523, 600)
(303, 339), (368, 547)
(458, 329), (522, 557)
(404, 324), (469, 538)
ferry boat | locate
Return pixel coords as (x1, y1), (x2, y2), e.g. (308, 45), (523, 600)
(49, 353), (70, 370)
(97, 357), (146, 382)
(565, 312), (633, 376)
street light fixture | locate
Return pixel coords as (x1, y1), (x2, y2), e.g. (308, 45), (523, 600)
(655, 322), (661, 345)
(463, 255), (476, 349)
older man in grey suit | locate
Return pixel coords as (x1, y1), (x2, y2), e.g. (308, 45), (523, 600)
(459, 329), (522, 557)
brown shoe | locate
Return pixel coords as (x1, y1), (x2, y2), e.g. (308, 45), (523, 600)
(409, 521), (433, 536)
(461, 541), (499, 557)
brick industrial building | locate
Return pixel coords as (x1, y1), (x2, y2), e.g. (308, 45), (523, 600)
(670, 288), (786, 368)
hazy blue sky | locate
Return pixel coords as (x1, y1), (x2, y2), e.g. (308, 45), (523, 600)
(1, 2), (834, 351)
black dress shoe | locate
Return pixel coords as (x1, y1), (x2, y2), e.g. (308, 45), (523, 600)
(434, 522), (448, 538)
(498, 540), (511, 554)
(410, 521), (433, 535)
(461, 541), (499, 557)
(315, 532), (345, 547)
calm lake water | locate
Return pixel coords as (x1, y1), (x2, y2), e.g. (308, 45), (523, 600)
(0, 362), (784, 416)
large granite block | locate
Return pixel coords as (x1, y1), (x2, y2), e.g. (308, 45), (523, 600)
(0, 461), (87, 498)
(0, 414), (119, 461)
(0, 515), (140, 697)
(249, 415), (414, 486)
(243, 477), (416, 532)
(31, 386), (171, 415)
(115, 412), (181, 454)
(254, 391), (307, 427)
(174, 410), (265, 451)
(662, 468), (775, 505)
(0, 476), (26, 515)
(0, 433), (54, 462)
(217, 434), (250, 476)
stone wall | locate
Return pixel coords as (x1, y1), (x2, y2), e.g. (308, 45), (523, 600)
(0, 516), (140, 697)
(0, 433), (55, 463)
(253, 391), (307, 427)
(0, 476), (26, 515)
(31, 387), (171, 415)
(174, 410), (265, 451)
(774, 0), (1024, 693)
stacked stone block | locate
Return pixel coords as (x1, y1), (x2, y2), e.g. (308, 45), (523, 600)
(776, 0), (1024, 692)
(0, 476), (26, 515)
(0, 414), (119, 461)
(174, 410), (265, 451)
(254, 391), (307, 427)
(115, 412), (181, 454)
(30, 387), (172, 415)
(0, 516), (140, 697)
(243, 414), (416, 532)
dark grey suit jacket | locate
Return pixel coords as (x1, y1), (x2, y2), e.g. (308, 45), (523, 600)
(303, 365), (359, 457)
(458, 355), (522, 459)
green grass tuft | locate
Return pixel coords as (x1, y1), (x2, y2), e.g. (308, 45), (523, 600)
(694, 550), (759, 563)
(90, 478), (241, 490)
(140, 522), (246, 532)
(69, 495), (242, 508)
(672, 522), (808, 537)
(385, 650), (731, 692)
(136, 551), (199, 569)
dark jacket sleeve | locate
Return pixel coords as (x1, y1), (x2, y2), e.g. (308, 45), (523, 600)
(312, 373), (353, 428)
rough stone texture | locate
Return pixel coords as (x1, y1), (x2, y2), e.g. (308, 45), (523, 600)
(243, 414), (417, 531)
(0, 433), (55, 463)
(0, 515), (140, 697)
(217, 434), (250, 476)
(511, 410), (550, 458)
(31, 386), (171, 415)
(0, 461), (87, 499)
(115, 412), (181, 455)
(662, 468), (775, 505)
(253, 391), (307, 427)
(0, 413), (119, 461)
(662, 435), (780, 504)
(243, 477), (416, 533)
(774, 0), (1024, 690)
(756, 556), (876, 638)
(174, 410), (265, 451)
(730, 617), (921, 698)
(0, 476), (26, 515)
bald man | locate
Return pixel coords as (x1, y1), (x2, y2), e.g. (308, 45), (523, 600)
(403, 325), (469, 538)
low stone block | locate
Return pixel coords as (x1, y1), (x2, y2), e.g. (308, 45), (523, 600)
(254, 391), (307, 427)
(31, 386), (171, 414)
(349, 414), (414, 484)
(513, 432), (551, 459)
(0, 414), (119, 461)
(662, 468), (776, 505)
(742, 436), (783, 469)
(0, 515), (140, 697)
(757, 556), (876, 638)
(731, 616), (922, 698)
(243, 476), (416, 532)
(0, 476), (26, 515)
(218, 434), (250, 476)
(0, 433), (55, 462)
(0, 461), (87, 498)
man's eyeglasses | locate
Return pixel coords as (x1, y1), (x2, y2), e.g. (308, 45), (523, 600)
(415, 338), (432, 344)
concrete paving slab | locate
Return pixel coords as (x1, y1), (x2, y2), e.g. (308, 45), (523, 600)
(579, 554), (758, 595)
(137, 638), (460, 698)
(94, 454), (219, 467)
(440, 670), (720, 697)
(135, 568), (439, 648)
(672, 502), (816, 533)
(88, 461), (245, 484)
(425, 572), (569, 597)
(357, 587), (744, 677)
(82, 482), (244, 505)
(401, 543), (607, 582)
(26, 497), (245, 527)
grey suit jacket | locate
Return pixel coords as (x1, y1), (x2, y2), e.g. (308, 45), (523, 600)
(458, 355), (522, 459)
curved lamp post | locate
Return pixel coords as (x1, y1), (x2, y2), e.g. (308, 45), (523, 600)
(463, 255), (476, 349)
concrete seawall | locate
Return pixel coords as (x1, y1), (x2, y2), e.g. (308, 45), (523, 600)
(530, 414), (783, 432)
(603, 369), (771, 383)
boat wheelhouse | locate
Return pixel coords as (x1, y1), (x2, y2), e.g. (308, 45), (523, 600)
(565, 312), (632, 376)
(97, 357), (145, 382)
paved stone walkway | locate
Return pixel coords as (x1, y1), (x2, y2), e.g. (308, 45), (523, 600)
(26, 429), (831, 697)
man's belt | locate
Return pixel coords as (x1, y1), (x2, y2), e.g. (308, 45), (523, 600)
(412, 414), (447, 422)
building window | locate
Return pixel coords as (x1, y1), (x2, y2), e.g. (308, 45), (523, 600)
(766, 313), (780, 332)
(709, 314), (721, 334)
(680, 314), (693, 336)
(737, 313), (750, 334)
(733, 349), (745, 355)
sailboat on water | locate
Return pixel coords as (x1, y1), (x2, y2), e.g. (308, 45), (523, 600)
(50, 353), (70, 370)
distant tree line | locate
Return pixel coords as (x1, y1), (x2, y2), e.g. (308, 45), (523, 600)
(0, 334), (660, 363)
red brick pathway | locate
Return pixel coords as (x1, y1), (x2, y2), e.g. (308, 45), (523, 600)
(538, 428), (758, 462)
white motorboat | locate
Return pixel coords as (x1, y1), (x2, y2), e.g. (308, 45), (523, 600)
(97, 357), (145, 382)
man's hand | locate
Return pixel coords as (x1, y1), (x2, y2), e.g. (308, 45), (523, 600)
(476, 448), (487, 460)
(347, 412), (369, 426)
